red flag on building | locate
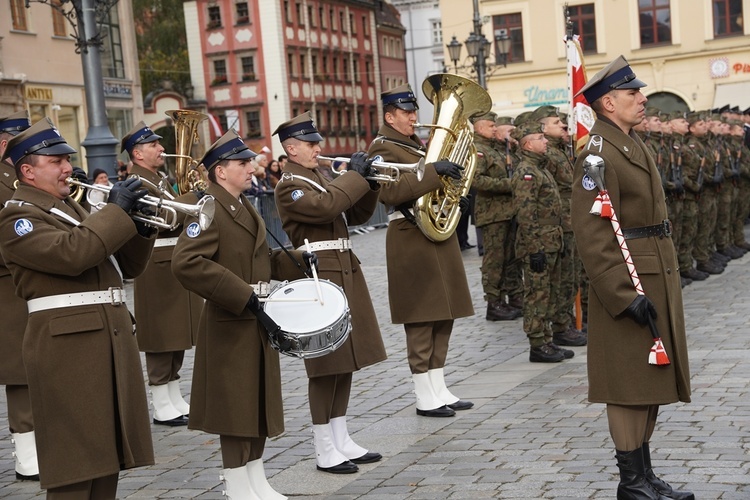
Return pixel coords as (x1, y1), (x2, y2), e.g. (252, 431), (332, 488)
(566, 34), (595, 153)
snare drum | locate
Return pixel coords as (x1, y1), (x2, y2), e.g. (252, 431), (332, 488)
(262, 278), (351, 359)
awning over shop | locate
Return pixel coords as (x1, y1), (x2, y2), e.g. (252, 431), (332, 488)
(713, 81), (750, 110)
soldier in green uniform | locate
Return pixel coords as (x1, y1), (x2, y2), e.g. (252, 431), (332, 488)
(729, 119), (750, 250)
(472, 111), (521, 321)
(712, 116), (745, 259)
(667, 112), (688, 282)
(529, 106), (586, 347)
(511, 122), (570, 363)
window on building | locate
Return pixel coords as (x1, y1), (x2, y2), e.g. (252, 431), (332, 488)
(311, 55), (319, 79)
(284, 1), (292, 24)
(362, 15), (369, 37)
(308, 5), (316, 27)
(11, 0), (28, 30)
(382, 36), (389, 57)
(350, 13), (357, 34)
(713, 0), (743, 37)
(333, 56), (339, 80)
(319, 7), (327, 28)
(300, 54), (307, 77)
(322, 55), (329, 79)
(340, 12), (347, 33)
(330, 8), (337, 31)
(369, 107), (377, 134)
(316, 110), (323, 129)
(295, 2), (303, 25)
(218, 114), (229, 134)
(431, 20), (442, 44)
(52, 1), (67, 36)
(638, 0), (672, 46)
(568, 4), (597, 53)
(207, 6), (222, 29)
(365, 60), (373, 83)
(212, 59), (227, 85)
(353, 58), (360, 82)
(235, 2), (249, 24)
(245, 109), (262, 138)
(395, 39), (402, 58)
(287, 53), (296, 78)
(492, 13), (525, 63)
(343, 56), (350, 81)
(336, 110), (343, 133)
(240, 56), (255, 81)
(101, 9), (125, 79)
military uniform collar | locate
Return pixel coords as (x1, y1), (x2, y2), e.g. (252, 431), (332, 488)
(473, 134), (494, 146)
(205, 182), (263, 243)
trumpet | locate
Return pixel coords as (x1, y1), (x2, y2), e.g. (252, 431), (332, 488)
(66, 178), (216, 231)
(127, 173), (176, 201)
(318, 155), (425, 182)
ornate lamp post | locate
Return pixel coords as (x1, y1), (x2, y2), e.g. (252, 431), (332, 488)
(446, 0), (511, 89)
(25, 0), (121, 177)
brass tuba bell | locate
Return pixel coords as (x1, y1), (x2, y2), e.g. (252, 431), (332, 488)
(163, 109), (209, 195)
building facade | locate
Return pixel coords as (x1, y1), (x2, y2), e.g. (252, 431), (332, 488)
(438, 0), (750, 116)
(184, 0), (408, 158)
(1, 0), (143, 170)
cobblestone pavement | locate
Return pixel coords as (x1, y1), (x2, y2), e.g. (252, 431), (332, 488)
(1, 225), (748, 499)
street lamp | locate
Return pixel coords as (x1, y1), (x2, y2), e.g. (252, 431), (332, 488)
(25, 0), (121, 178)
(445, 1), (512, 89)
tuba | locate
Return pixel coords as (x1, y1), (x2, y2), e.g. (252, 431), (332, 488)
(413, 74), (492, 242)
(164, 109), (209, 195)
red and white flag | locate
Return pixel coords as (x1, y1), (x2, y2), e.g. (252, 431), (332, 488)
(566, 35), (595, 153)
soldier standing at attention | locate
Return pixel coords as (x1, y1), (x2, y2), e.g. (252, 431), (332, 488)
(472, 111), (521, 321)
(667, 112), (688, 285)
(571, 56), (692, 500)
(511, 121), (570, 363)
(0, 111), (39, 481)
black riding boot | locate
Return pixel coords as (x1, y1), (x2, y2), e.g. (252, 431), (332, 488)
(642, 443), (695, 500)
(615, 448), (668, 500)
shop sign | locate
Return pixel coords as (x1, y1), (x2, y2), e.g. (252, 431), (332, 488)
(25, 86), (53, 101)
(524, 85), (567, 107)
(103, 82), (132, 99)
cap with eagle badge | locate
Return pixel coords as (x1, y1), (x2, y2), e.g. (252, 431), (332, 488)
(2, 117), (76, 166)
(199, 129), (257, 171)
(381, 84), (419, 111)
(272, 111), (324, 143)
(0, 110), (31, 136)
(120, 120), (163, 154)
(576, 55), (647, 105)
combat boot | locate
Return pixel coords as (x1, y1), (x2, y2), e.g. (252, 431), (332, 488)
(711, 251), (730, 264)
(680, 267), (707, 281)
(552, 327), (587, 346)
(614, 448), (668, 500)
(507, 295), (523, 310)
(737, 241), (750, 251)
(696, 260), (723, 275)
(680, 276), (691, 288)
(486, 300), (521, 321)
(529, 344), (565, 363)
(547, 342), (574, 359)
(642, 443), (695, 500)
(730, 244), (747, 257)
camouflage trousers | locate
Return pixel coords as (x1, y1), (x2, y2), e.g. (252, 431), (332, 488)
(551, 231), (579, 333)
(713, 182), (734, 249)
(733, 179), (750, 245)
(666, 197), (683, 258)
(678, 196), (699, 270)
(479, 220), (513, 302)
(522, 251), (561, 347)
(693, 188), (718, 263)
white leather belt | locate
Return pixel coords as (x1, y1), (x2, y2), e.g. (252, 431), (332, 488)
(27, 288), (126, 314)
(298, 238), (352, 252)
(388, 209), (413, 222)
(154, 237), (178, 248)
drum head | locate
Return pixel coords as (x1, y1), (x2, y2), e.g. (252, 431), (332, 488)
(264, 279), (348, 333)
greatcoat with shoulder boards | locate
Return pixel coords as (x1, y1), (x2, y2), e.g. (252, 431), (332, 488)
(0, 186), (155, 489)
(130, 163), (203, 351)
(571, 119), (691, 405)
(0, 161), (27, 386)
(368, 124), (474, 324)
(274, 162), (386, 378)
(171, 182), (307, 436)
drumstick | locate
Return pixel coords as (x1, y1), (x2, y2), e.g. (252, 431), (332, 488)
(304, 238), (325, 305)
(258, 297), (319, 303)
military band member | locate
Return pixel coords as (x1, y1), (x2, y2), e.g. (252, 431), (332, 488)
(172, 130), (311, 498)
(121, 121), (201, 426)
(274, 112), (386, 474)
(0, 118), (156, 498)
(0, 111), (38, 481)
(571, 56), (692, 500)
(368, 85), (474, 418)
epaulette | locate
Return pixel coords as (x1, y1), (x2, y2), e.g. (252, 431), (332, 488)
(3, 200), (27, 208)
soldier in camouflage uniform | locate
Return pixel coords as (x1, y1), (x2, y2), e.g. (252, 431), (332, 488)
(729, 119), (750, 250)
(529, 106), (586, 347)
(666, 112), (688, 279)
(709, 117), (744, 260)
(472, 111), (521, 321)
(679, 113), (710, 282)
(511, 122), (570, 363)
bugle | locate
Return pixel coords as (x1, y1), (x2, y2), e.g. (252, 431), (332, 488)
(318, 155), (425, 182)
(66, 178), (216, 231)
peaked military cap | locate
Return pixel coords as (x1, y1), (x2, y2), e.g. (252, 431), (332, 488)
(529, 105), (559, 121)
(470, 111), (497, 124)
(121, 120), (162, 154)
(511, 121), (544, 141)
(576, 55), (647, 104)
(272, 111), (324, 142)
(199, 129), (257, 171)
(718, 104), (730, 114)
(0, 110), (31, 136)
(743, 107), (750, 115)
(495, 115), (514, 126)
(381, 83), (419, 111)
(2, 117), (76, 166)
(730, 105), (740, 113)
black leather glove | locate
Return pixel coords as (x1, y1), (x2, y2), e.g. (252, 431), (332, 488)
(672, 180), (684, 195)
(303, 251), (318, 274)
(246, 292), (261, 313)
(132, 205), (156, 237)
(349, 151), (372, 178)
(459, 196), (470, 214)
(529, 251), (546, 273)
(625, 295), (657, 325)
(433, 160), (463, 180)
(71, 166), (88, 183)
(107, 178), (148, 213)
